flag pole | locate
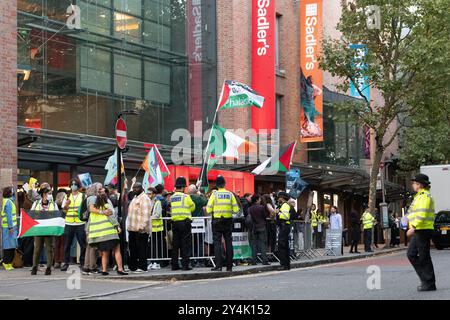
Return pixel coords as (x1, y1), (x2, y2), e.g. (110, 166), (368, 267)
(197, 81), (225, 186)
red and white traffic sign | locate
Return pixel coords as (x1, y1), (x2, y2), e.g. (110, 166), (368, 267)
(115, 118), (127, 149)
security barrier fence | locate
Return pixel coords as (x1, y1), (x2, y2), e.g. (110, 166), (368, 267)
(146, 217), (337, 267)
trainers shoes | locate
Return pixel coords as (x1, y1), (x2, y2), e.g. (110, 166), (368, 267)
(133, 269), (146, 274)
(151, 263), (161, 270)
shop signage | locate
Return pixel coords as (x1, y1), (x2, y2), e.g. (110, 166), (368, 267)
(251, 0), (276, 132)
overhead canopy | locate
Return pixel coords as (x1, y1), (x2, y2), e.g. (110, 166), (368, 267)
(18, 126), (405, 201)
(17, 126), (195, 170)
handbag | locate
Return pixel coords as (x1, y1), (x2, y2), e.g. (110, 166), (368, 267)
(12, 249), (24, 268)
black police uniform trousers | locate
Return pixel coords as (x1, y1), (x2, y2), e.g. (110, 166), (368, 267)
(407, 229), (436, 287)
(278, 222), (291, 268)
(212, 218), (234, 269)
(364, 228), (372, 252)
(171, 219), (192, 269)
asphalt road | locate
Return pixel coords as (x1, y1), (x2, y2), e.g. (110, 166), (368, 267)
(1, 250), (449, 300)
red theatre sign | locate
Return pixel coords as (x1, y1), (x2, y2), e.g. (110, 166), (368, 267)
(299, 0), (323, 143)
(251, 0), (276, 132)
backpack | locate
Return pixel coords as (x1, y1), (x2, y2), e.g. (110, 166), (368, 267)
(245, 211), (254, 231)
(78, 194), (89, 222)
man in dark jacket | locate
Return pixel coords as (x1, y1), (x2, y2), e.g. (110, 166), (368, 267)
(248, 194), (270, 265)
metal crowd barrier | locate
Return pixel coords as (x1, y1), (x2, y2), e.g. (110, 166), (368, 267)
(147, 216), (216, 266)
(145, 217), (329, 267)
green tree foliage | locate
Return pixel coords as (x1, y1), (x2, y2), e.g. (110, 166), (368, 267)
(319, 0), (450, 213)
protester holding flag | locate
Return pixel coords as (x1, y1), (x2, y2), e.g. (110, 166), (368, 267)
(1, 187), (18, 271)
(30, 186), (58, 275)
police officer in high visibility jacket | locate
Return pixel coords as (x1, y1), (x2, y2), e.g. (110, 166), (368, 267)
(407, 174), (436, 291)
(277, 192), (291, 270)
(361, 206), (375, 253)
(206, 176), (239, 272)
(311, 204), (326, 249)
(170, 177), (195, 271)
(61, 179), (87, 271)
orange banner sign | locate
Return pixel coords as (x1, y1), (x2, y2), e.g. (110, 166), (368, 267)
(300, 0), (323, 143)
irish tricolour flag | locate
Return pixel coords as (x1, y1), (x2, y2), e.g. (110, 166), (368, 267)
(217, 80), (264, 110)
(19, 209), (65, 237)
(207, 125), (257, 166)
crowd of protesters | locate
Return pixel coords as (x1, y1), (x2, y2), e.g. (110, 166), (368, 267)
(0, 175), (399, 275)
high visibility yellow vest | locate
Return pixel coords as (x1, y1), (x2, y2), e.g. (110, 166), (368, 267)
(408, 189), (435, 230)
(170, 192), (195, 221)
(151, 200), (164, 232)
(362, 211), (375, 230)
(311, 210), (318, 227)
(34, 201), (56, 211)
(206, 188), (239, 219)
(1, 198), (17, 229)
(88, 207), (118, 243)
(278, 203), (291, 224)
(65, 193), (84, 224)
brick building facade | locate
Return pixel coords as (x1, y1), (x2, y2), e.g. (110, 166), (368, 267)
(0, 0), (18, 188)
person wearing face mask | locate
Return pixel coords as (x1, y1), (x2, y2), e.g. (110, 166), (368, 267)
(1, 187), (18, 270)
(30, 185), (59, 275)
(61, 179), (87, 272)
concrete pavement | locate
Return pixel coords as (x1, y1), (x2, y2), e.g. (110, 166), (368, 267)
(1, 247), (448, 300)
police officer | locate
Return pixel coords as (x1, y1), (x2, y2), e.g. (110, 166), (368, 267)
(361, 206), (375, 253)
(170, 177), (195, 271)
(407, 174), (436, 291)
(277, 192), (291, 270)
(206, 176), (239, 272)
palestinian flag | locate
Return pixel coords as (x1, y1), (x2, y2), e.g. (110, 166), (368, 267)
(217, 80), (264, 110)
(19, 209), (65, 237)
(252, 141), (297, 175)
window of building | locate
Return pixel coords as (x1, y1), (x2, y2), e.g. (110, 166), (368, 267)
(79, 0), (111, 35)
(143, 21), (171, 50)
(80, 47), (111, 93)
(144, 61), (171, 104)
(114, 0), (142, 16)
(114, 53), (142, 98)
(276, 95), (282, 130)
(17, 0), (216, 145)
(276, 14), (281, 71)
(114, 12), (142, 43)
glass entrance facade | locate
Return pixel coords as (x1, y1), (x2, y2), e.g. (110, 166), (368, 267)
(17, 0), (217, 145)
